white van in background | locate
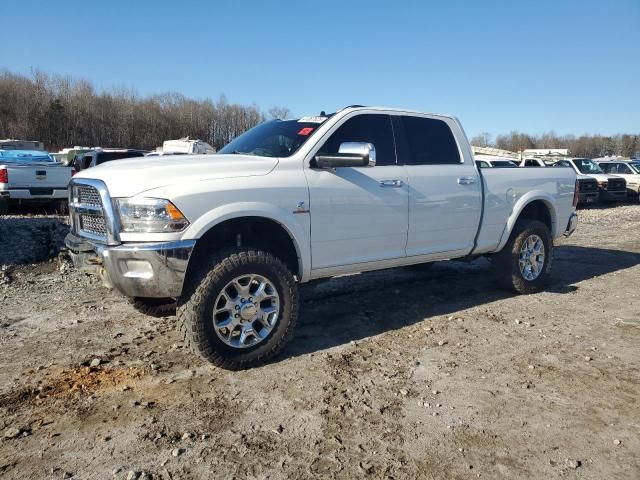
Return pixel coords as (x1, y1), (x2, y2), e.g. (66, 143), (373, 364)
(148, 137), (216, 156)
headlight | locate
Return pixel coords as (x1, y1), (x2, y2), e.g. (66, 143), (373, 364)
(116, 198), (189, 233)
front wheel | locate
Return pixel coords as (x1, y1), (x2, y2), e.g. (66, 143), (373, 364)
(492, 219), (552, 294)
(177, 249), (298, 370)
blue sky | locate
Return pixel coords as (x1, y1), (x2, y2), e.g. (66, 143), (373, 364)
(1, 0), (639, 137)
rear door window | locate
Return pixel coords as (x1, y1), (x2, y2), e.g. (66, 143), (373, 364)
(398, 116), (461, 165)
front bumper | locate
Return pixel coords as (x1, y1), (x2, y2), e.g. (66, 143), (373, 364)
(3, 188), (68, 200)
(599, 189), (626, 201)
(564, 212), (578, 237)
(578, 192), (598, 204)
(65, 232), (196, 298)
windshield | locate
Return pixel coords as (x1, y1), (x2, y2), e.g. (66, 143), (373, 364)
(574, 158), (604, 174)
(629, 162), (640, 173)
(218, 119), (326, 157)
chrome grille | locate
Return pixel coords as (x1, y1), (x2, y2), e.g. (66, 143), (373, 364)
(69, 182), (111, 242)
(80, 213), (107, 236)
(77, 185), (102, 206)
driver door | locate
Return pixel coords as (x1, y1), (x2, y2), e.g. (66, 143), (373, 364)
(304, 113), (409, 272)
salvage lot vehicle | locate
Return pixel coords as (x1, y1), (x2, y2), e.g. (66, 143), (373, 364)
(65, 106), (578, 369)
(0, 149), (73, 214)
(519, 158), (555, 167)
(554, 158), (626, 203)
(73, 149), (146, 172)
(596, 160), (640, 200)
(475, 156), (518, 168)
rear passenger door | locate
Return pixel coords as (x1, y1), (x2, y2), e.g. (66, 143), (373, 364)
(394, 115), (482, 257)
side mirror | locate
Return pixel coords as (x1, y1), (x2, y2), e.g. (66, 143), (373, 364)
(314, 142), (376, 169)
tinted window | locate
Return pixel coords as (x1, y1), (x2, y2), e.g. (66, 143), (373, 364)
(318, 114), (396, 166)
(476, 161), (490, 168)
(96, 151), (144, 165)
(525, 160), (540, 167)
(400, 116), (460, 165)
(81, 155), (92, 170)
(492, 160), (517, 168)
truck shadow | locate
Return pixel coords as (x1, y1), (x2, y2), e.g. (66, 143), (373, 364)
(281, 245), (640, 361)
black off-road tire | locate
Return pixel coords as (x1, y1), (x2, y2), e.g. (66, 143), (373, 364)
(0, 198), (8, 215)
(129, 297), (177, 317)
(177, 248), (298, 370)
(492, 219), (552, 294)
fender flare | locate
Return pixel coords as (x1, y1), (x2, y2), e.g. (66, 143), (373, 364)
(495, 191), (558, 252)
(181, 202), (311, 281)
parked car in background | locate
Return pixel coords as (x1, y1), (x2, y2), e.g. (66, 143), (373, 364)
(554, 158), (626, 203)
(73, 149), (147, 172)
(66, 105), (578, 369)
(153, 137), (216, 156)
(475, 156), (518, 168)
(0, 139), (45, 151)
(0, 149), (73, 213)
(51, 147), (93, 166)
(596, 160), (640, 200)
(519, 158), (555, 167)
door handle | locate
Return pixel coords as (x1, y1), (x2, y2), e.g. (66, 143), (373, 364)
(379, 179), (405, 188)
(457, 176), (476, 185)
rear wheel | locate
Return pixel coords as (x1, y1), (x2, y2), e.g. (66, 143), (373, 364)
(177, 248), (298, 370)
(493, 219), (552, 294)
(0, 198), (8, 215)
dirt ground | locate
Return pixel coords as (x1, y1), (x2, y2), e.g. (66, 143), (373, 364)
(0, 205), (639, 480)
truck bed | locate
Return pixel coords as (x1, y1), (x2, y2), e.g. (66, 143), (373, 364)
(474, 167), (576, 254)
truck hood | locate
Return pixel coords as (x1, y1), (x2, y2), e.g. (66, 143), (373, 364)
(578, 173), (620, 182)
(74, 154), (278, 197)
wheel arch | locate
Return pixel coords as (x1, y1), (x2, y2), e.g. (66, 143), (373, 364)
(496, 193), (557, 252)
(182, 203), (310, 281)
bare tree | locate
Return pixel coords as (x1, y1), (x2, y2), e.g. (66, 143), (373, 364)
(267, 106), (291, 120)
(469, 132), (492, 147)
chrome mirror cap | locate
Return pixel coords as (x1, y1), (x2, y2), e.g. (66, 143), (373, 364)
(338, 142), (376, 167)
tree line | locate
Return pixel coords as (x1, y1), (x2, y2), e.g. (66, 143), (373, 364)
(0, 69), (291, 151)
(470, 130), (639, 159)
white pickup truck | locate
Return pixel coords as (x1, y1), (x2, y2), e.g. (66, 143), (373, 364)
(65, 106), (578, 369)
(0, 149), (73, 213)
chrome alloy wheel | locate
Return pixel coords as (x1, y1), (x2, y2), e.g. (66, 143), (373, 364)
(519, 234), (545, 281)
(213, 274), (280, 349)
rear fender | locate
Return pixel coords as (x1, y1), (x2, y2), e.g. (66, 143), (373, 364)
(496, 191), (557, 252)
